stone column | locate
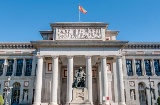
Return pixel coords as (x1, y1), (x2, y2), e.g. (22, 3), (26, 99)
(113, 61), (118, 103)
(101, 56), (109, 105)
(151, 59), (155, 76)
(141, 59), (146, 76)
(12, 58), (17, 76)
(86, 56), (93, 103)
(58, 62), (61, 104)
(50, 56), (59, 105)
(31, 55), (37, 76)
(33, 56), (43, 105)
(66, 56), (73, 103)
(117, 56), (126, 105)
(3, 58), (8, 76)
(22, 58), (26, 76)
(98, 62), (102, 104)
(132, 59), (137, 76)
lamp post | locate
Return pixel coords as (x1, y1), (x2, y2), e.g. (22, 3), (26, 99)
(4, 76), (13, 105)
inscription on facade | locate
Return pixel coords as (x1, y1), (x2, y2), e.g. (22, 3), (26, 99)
(56, 28), (102, 40)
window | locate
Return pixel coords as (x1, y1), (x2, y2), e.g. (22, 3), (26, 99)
(25, 59), (32, 76)
(16, 59), (23, 76)
(126, 59), (133, 76)
(154, 60), (160, 76)
(0, 60), (4, 76)
(6, 59), (14, 76)
(144, 60), (152, 76)
(135, 60), (142, 76)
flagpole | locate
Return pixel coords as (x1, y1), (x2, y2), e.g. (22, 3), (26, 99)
(79, 4), (80, 22)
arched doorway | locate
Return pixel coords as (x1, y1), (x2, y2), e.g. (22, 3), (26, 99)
(12, 82), (21, 105)
(138, 82), (148, 105)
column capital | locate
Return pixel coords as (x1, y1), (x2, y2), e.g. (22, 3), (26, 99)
(36, 55), (43, 59)
(67, 55), (74, 59)
(85, 55), (92, 59)
(116, 56), (123, 59)
(13, 58), (17, 60)
(100, 55), (107, 59)
(51, 55), (59, 59)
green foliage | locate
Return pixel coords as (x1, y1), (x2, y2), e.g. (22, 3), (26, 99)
(157, 96), (160, 105)
(0, 95), (4, 105)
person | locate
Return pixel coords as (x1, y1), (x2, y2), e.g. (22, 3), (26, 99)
(72, 67), (86, 88)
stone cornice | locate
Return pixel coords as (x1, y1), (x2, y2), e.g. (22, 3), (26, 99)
(50, 22), (109, 30)
(30, 40), (128, 48)
(124, 42), (160, 49)
(0, 42), (34, 49)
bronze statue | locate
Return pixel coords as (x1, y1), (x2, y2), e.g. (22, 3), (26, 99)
(72, 67), (86, 88)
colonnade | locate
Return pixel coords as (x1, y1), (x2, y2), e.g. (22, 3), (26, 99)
(33, 55), (126, 105)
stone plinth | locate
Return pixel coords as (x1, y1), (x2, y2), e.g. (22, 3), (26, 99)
(66, 88), (93, 105)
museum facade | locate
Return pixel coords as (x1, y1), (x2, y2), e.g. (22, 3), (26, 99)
(0, 22), (160, 105)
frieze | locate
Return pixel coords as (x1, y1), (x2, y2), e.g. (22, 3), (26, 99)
(125, 43), (160, 49)
(56, 28), (102, 40)
(0, 43), (34, 49)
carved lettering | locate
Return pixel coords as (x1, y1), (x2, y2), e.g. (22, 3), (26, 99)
(56, 28), (102, 39)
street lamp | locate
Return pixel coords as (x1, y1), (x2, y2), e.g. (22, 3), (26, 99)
(4, 76), (13, 105)
(146, 77), (154, 105)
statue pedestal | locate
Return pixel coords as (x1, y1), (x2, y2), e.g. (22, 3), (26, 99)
(66, 88), (93, 105)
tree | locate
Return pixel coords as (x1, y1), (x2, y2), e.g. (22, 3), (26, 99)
(157, 96), (160, 105)
(0, 95), (4, 105)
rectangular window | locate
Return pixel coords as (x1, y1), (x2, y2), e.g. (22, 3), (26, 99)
(16, 59), (23, 76)
(0, 60), (4, 76)
(126, 59), (133, 76)
(144, 60), (152, 76)
(6, 59), (14, 76)
(135, 60), (142, 76)
(154, 60), (160, 76)
(25, 59), (32, 76)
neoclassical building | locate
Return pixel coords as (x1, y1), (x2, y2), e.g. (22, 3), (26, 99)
(0, 22), (160, 105)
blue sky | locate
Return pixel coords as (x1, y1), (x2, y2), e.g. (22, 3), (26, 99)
(0, 0), (160, 42)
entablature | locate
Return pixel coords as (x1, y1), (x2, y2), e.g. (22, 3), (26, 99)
(31, 40), (128, 48)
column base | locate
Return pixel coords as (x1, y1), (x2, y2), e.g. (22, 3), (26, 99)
(33, 102), (41, 105)
(119, 102), (126, 105)
(49, 102), (58, 105)
(102, 101), (110, 105)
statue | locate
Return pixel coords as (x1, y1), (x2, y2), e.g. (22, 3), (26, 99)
(130, 90), (135, 100)
(72, 67), (86, 88)
(23, 90), (28, 102)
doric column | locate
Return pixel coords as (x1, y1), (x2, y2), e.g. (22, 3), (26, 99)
(31, 55), (37, 76)
(132, 59), (137, 76)
(33, 56), (43, 105)
(98, 62), (102, 104)
(141, 59), (146, 76)
(117, 56), (126, 105)
(50, 56), (59, 105)
(12, 58), (17, 76)
(86, 56), (93, 103)
(22, 58), (26, 76)
(101, 56), (109, 105)
(66, 56), (74, 103)
(151, 59), (155, 76)
(3, 58), (8, 76)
